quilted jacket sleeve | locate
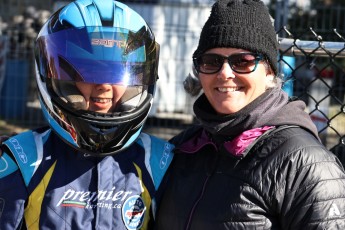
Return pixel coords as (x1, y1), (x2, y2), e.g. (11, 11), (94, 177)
(270, 128), (345, 229)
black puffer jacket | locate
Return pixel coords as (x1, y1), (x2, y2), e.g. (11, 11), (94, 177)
(155, 89), (345, 230)
(155, 125), (345, 229)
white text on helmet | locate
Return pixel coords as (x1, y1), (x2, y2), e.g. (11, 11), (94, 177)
(91, 39), (126, 48)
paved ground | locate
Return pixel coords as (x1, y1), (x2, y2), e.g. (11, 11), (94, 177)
(0, 102), (194, 140)
(0, 116), (191, 141)
(2, 106), (344, 150)
(0, 120), (29, 136)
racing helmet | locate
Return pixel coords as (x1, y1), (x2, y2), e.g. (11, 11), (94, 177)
(34, 0), (160, 157)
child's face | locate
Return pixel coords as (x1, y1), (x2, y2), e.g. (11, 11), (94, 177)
(75, 82), (127, 113)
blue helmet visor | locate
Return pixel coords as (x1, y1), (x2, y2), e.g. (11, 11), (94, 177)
(36, 26), (159, 85)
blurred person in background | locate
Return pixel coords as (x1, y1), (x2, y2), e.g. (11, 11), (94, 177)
(0, 0), (174, 229)
(154, 0), (345, 229)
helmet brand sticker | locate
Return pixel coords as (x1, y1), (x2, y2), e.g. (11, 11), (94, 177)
(92, 39), (126, 48)
(122, 195), (146, 230)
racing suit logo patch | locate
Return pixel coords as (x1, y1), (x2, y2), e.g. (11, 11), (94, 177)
(9, 139), (27, 163)
(122, 195), (146, 230)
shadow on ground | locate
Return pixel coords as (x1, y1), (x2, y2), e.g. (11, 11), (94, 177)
(0, 105), (193, 141)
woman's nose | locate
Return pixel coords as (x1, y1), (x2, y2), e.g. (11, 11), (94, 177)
(217, 62), (236, 80)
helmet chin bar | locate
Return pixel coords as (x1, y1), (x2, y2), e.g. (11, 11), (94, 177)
(81, 122), (144, 157)
(77, 108), (149, 157)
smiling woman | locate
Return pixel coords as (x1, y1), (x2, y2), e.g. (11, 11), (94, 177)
(154, 0), (345, 229)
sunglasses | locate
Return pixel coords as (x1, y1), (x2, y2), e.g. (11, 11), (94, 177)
(193, 52), (264, 74)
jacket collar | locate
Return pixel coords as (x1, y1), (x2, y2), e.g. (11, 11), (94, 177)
(176, 126), (275, 158)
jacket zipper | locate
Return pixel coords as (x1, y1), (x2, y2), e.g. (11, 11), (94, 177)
(184, 174), (211, 230)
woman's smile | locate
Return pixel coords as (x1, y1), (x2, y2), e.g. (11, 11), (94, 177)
(216, 86), (242, 93)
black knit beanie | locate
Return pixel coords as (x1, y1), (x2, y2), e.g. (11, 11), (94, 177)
(193, 0), (279, 75)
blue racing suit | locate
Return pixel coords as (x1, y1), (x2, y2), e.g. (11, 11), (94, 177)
(0, 127), (174, 230)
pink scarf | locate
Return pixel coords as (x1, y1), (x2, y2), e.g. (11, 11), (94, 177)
(178, 126), (274, 157)
(223, 126), (274, 156)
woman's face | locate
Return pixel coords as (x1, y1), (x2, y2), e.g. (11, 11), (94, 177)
(198, 48), (274, 114)
(75, 82), (127, 113)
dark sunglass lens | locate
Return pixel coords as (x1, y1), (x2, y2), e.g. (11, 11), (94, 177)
(229, 53), (257, 73)
(198, 54), (223, 73)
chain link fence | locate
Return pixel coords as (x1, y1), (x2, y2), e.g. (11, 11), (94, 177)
(277, 27), (345, 163)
